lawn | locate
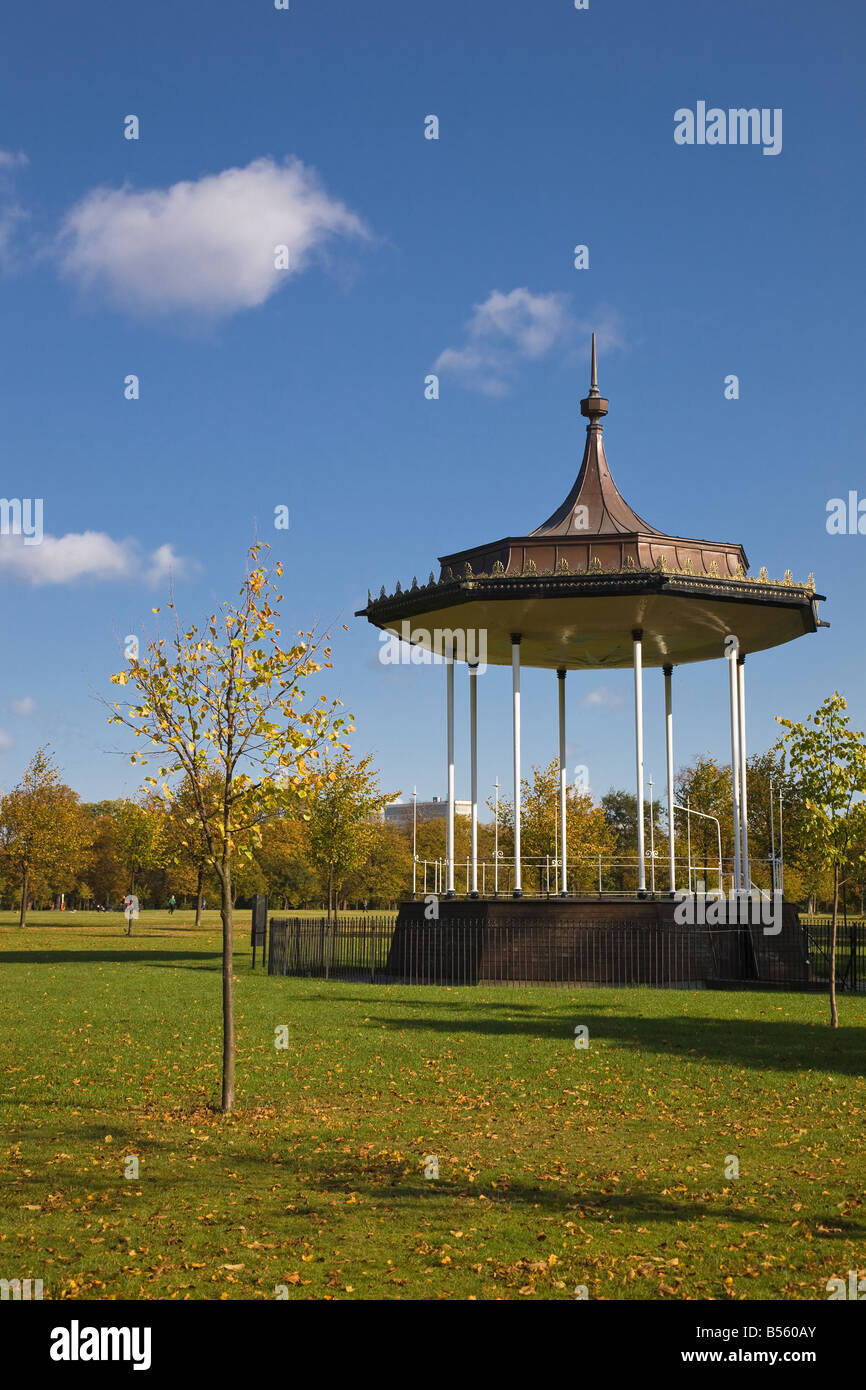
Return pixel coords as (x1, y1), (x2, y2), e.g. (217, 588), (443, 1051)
(1, 912), (863, 1300)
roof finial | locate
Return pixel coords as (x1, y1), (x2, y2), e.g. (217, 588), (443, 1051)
(580, 332), (608, 422)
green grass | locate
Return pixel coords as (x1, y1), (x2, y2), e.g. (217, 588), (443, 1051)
(1, 912), (864, 1301)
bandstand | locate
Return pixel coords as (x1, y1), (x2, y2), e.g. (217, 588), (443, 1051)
(356, 338), (826, 981)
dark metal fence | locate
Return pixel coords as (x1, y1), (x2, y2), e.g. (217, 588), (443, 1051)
(268, 916), (394, 983)
(804, 919), (864, 993)
(264, 915), (862, 990)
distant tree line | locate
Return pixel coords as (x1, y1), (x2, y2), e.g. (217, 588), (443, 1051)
(2, 730), (865, 921)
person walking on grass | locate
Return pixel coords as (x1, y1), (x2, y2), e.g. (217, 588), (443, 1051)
(122, 893), (139, 936)
(168, 894), (176, 916)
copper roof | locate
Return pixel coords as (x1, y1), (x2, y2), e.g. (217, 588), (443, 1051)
(530, 334), (659, 537)
(439, 334), (748, 581)
(356, 337), (826, 670)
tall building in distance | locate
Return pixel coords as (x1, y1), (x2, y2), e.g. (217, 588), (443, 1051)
(383, 797), (471, 829)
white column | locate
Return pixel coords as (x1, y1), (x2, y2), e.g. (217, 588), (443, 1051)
(633, 630), (647, 895)
(446, 645), (455, 896)
(664, 664), (676, 895)
(769, 777), (776, 892)
(412, 787), (417, 897)
(511, 634), (522, 896)
(648, 775), (655, 894)
(469, 662), (479, 898)
(737, 656), (750, 889)
(494, 778), (499, 896)
(558, 668), (568, 896)
(728, 648), (742, 893)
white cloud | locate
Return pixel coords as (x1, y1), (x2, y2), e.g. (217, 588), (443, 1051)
(0, 151), (28, 170)
(0, 530), (191, 586)
(0, 729), (13, 749)
(11, 696), (35, 716)
(58, 156), (368, 319)
(582, 686), (624, 709)
(574, 308), (627, 360)
(434, 288), (572, 395)
(434, 292), (629, 396)
(146, 543), (185, 585)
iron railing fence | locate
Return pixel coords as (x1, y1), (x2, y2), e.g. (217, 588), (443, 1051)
(803, 919), (865, 993)
(412, 855), (783, 898)
(265, 914), (841, 990)
(268, 915), (395, 983)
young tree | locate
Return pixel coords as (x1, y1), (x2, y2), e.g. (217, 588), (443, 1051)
(777, 693), (866, 1027)
(304, 750), (395, 921)
(109, 544), (351, 1111)
(0, 748), (93, 926)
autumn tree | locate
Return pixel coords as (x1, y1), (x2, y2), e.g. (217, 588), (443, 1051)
(161, 771), (224, 924)
(493, 761), (616, 892)
(256, 816), (318, 909)
(601, 789), (639, 858)
(111, 797), (166, 895)
(229, 854), (267, 906)
(600, 788), (668, 892)
(414, 813), (462, 867)
(732, 746), (801, 894)
(83, 805), (128, 907)
(778, 693), (866, 1027)
(109, 544), (351, 1112)
(343, 822), (413, 907)
(0, 748), (93, 926)
(674, 754), (733, 882)
(407, 812), (497, 893)
(304, 750), (395, 921)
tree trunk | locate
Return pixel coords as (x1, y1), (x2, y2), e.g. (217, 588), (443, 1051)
(195, 867), (204, 927)
(830, 863), (839, 1028)
(19, 869), (28, 928)
(327, 870), (333, 926)
(219, 856), (235, 1112)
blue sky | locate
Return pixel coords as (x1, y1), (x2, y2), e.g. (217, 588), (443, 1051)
(0, 0), (863, 811)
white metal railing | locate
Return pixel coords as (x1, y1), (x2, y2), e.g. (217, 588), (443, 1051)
(412, 854), (783, 898)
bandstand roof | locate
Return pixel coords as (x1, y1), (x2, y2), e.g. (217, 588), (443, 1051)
(356, 337), (826, 669)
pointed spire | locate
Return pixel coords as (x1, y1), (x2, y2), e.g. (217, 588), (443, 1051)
(580, 331), (608, 423)
(531, 333), (658, 538)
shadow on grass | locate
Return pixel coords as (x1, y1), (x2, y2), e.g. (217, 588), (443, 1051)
(0, 949), (221, 967)
(6, 1120), (862, 1240)
(354, 1003), (866, 1077)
